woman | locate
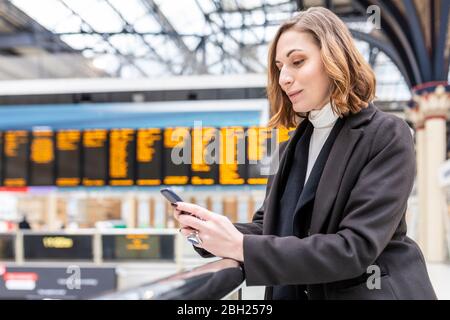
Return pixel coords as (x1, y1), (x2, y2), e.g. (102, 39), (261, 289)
(173, 7), (437, 300)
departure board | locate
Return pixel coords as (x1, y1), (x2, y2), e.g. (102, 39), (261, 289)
(102, 234), (175, 261)
(3, 130), (29, 187)
(163, 127), (191, 185)
(82, 129), (108, 186)
(29, 130), (55, 186)
(109, 129), (135, 186)
(23, 234), (94, 261)
(219, 127), (247, 185)
(246, 127), (274, 185)
(0, 126), (292, 187)
(56, 130), (81, 186)
(136, 128), (163, 186)
(191, 127), (219, 185)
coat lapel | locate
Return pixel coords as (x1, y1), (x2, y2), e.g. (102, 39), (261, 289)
(262, 119), (310, 234)
(292, 117), (345, 234)
(309, 104), (378, 233)
(308, 126), (362, 233)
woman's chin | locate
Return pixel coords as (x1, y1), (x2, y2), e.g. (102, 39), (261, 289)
(292, 104), (311, 113)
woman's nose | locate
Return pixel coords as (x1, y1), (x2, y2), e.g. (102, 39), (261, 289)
(279, 69), (294, 88)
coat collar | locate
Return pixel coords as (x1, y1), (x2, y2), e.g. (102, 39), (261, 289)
(287, 103), (377, 134)
(345, 103), (377, 129)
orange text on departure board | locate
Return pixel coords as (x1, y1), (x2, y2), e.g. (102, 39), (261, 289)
(83, 129), (107, 148)
(137, 128), (161, 162)
(31, 131), (54, 164)
(4, 131), (27, 157)
(109, 129), (134, 179)
(57, 130), (80, 151)
(219, 127), (245, 185)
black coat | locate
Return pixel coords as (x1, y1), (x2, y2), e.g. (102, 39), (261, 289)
(196, 103), (437, 300)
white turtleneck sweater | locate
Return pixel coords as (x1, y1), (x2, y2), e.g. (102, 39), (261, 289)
(304, 102), (339, 185)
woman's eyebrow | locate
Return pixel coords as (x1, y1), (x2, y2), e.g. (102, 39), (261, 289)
(275, 49), (304, 63)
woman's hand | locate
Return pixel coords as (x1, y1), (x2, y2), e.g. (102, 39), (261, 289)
(173, 202), (244, 262)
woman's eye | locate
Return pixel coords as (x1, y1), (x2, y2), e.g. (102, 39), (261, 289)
(293, 60), (304, 66)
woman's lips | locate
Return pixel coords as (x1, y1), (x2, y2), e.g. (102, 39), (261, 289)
(288, 90), (303, 102)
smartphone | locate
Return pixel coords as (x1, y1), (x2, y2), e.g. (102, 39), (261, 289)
(160, 188), (191, 216)
(160, 188), (183, 204)
(160, 187), (204, 219)
(160, 188), (201, 246)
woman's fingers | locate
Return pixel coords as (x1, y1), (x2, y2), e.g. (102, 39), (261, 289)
(174, 202), (213, 221)
(173, 208), (182, 220)
(173, 207), (199, 229)
(178, 213), (207, 230)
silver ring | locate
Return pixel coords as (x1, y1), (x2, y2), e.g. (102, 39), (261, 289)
(187, 231), (202, 246)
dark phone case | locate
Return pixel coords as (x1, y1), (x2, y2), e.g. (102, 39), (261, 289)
(160, 188), (196, 218)
(160, 188), (183, 203)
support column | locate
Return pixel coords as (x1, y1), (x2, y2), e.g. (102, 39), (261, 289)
(121, 194), (138, 228)
(405, 107), (427, 252)
(413, 84), (450, 262)
(46, 193), (58, 231)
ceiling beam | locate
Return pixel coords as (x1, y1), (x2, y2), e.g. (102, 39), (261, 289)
(357, 0), (422, 86)
(351, 29), (412, 87)
(0, 32), (74, 52)
(403, 0), (432, 81)
(139, 0), (197, 72)
(434, 0), (450, 80)
(56, 0), (148, 77)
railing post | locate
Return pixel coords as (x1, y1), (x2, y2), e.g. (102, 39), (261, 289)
(15, 231), (24, 265)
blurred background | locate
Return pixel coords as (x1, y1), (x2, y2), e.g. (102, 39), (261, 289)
(0, 0), (448, 299)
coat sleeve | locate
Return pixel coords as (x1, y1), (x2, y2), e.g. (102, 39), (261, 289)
(193, 141), (287, 258)
(242, 116), (416, 286)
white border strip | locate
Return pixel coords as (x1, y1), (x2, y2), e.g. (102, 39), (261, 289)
(0, 74), (267, 96)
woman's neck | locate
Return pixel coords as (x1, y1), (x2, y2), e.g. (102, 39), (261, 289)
(308, 102), (338, 129)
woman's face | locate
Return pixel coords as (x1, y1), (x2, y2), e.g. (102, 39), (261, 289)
(275, 30), (332, 113)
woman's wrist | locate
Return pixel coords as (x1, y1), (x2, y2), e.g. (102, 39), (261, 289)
(233, 233), (244, 262)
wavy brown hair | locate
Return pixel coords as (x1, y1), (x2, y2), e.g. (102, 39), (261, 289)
(267, 7), (376, 128)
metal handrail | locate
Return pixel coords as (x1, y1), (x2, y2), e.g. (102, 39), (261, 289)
(92, 258), (245, 300)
